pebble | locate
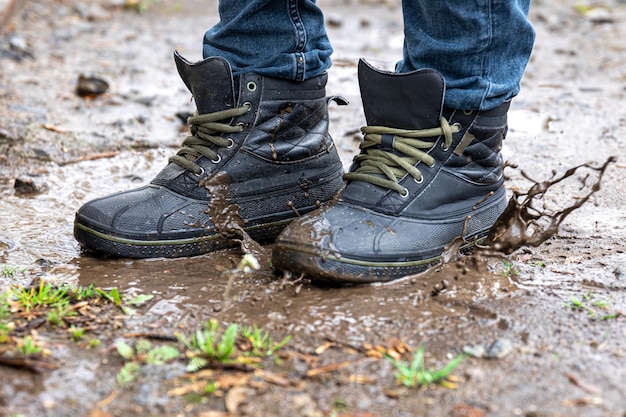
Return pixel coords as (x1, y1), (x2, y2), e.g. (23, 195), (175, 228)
(463, 338), (514, 359)
(462, 344), (486, 358)
(14, 174), (49, 195)
(76, 74), (110, 97)
(485, 338), (514, 359)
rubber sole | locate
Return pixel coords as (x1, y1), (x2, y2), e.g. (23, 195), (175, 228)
(74, 216), (293, 259)
(272, 232), (487, 284)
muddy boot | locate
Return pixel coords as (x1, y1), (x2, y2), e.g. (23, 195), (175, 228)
(272, 59), (509, 283)
(74, 52), (344, 258)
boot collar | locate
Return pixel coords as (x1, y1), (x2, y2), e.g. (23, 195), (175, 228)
(358, 59), (444, 130)
(174, 51), (235, 115)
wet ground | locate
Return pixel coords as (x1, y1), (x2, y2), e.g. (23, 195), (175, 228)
(1, 0), (626, 416)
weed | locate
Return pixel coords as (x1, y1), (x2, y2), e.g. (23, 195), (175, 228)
(0, 291), (10, 320)
(0, 322), (12, 343)
(1, 264), (26, 278)
(46, 302), (75, 326)
(179, 320), (238, 372)
(10, 281), (69, 312)
(331, 397), (350, 414)
(203, 381), (219, 395)
(86, 338), (100, 349)
(117, 362), (140, 386)
(73, 284), (97, 301)
(69, 326), (86, 342)
(241, 324), (292, 357)
(16, 335), (42, 355)
(385, 345), (464, 388)
(115, 339), (180, 365)
(124, 0), (161, 13)
(502, 259), (520, 276)
(96, 288), (154, 315)
(179, 319), (292, 372)
(96, 287), (122, 306)
(115, 339), (180, 386)
(563, 291), (617, 319)
(146, 345), (180, 365)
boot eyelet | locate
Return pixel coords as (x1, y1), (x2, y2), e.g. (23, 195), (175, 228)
(399, 188), (409, 198)
(226, 138), (234, 148)
(246, 82), (257, 92)
(211, 154), (222, 164)
(441, 144), (450, 152)
(463, 110), (473, 116)
(243, 101), (252, 110)
(193, 167), (205, 177)
(414, 176), (423, 184)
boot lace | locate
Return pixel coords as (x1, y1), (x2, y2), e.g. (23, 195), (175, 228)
(169, 103), (251, 175)
(344, 117), (459, 196)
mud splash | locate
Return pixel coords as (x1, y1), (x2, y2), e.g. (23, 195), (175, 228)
(201, 170), (267, 260)
(485, 157), (617, 254)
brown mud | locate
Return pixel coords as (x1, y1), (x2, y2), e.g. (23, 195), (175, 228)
(1, 0), (626, 416)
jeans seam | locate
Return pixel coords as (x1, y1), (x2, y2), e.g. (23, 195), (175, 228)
(288, 0), (307, 80)
(479, 0), (494, 109)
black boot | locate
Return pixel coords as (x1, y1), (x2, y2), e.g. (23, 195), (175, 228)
(74, 52), (344, 258)
(272, 59), (509, 283)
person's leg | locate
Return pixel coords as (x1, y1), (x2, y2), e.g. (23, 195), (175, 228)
(397, 0), (535, 110)
(74, 1), (343, 258)
(272, 1), (535, 283)
(203, 0), (332, 81)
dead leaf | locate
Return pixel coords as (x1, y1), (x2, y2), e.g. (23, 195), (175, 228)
(42, 123), (69, 133)
(254, 369), (291, 387)
(168, 381), (208, 397)
(348, 374), (376, 384)
(315, 341), (335, 355)
(216, 373), (252, 389)
(566, 372), (602, 394)
(199, 411), (230, 417)
(562, 397), (603, 407)
(452, 404), (486, 417)
(382, 386), (408, 398)
(89, 410), (114, 417)
(225, 386), (254, 414)
(95, 390), (117, 408)
(306, 360), (351, 377)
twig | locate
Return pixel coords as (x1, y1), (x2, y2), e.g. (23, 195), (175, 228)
(566, 372), (601, 395)
(0, 0), (27, 33)
(122, 332), (178, 342)
(58, 151), (120, 166)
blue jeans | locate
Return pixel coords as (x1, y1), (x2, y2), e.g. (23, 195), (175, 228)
(203, 0), (535, 111)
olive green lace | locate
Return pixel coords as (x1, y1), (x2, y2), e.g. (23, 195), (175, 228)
(169, 103), (251, 175)
(343, 117), (459, 195)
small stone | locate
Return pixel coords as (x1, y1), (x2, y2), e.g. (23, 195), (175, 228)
(485, 338), (514, 359)
(76, 74), (109, 97)
(462, 344), (486, 358)
(326, 14), (343, 27)
(14, 174), (49, 195)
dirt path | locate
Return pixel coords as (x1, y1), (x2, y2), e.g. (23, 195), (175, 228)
(0, 1), (625, 416)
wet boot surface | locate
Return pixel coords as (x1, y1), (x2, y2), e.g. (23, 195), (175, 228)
(1, 1), (625, 416)
(273, 60), (510, 283)
(73, 53), (344, 258)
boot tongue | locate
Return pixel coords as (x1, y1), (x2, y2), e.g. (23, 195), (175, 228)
(340, 60), (446, 209)
(151, 53), (236, 185)
(358, 59), (444, 130)
(174, 51), (235, 115)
